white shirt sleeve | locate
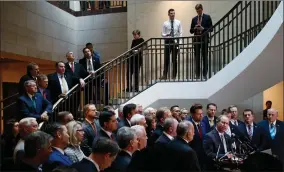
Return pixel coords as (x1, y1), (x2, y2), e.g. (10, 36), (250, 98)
(161, 22), (168, 37)
(178, 21), (183, 37)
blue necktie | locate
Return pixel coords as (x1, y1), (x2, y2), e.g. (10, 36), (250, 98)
(270, 124), (276, 139)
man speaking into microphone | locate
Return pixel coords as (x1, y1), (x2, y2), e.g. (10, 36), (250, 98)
(203, 115), (233, 170)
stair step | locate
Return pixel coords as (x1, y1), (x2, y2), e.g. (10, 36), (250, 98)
(109, 98), (128, 105)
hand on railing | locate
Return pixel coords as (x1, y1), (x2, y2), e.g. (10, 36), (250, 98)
(41, 111), (49, 121)
(79, 78), (86, 88)
(58, 93), (67, 98)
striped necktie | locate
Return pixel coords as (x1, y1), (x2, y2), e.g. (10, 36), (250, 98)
(270, 123), (276, 139)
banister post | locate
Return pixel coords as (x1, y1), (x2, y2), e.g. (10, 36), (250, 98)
(80, 87), (84, 121)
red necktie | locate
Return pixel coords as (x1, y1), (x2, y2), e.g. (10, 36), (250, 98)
(197, 124), (202, 139)
(43, 90), (47, 99)
(71, 62), (74, 72)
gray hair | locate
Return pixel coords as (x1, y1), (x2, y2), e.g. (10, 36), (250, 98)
(267, 108), (278, 114)
(24, 80), (36, 87)
(24, 131), (52, 158)
(19, 117), (37, 128)
(216, 115), (229, 124)
(118, 104), (124, 113)
(130, 114), (145, 126)
(66, 51), (73, 57)
(143, 107), (155, 116)
(116, 127), (136, 149)
(131, 125), (146, 138)
(176, 121), (193, 137)
(163, 118), (178, 132)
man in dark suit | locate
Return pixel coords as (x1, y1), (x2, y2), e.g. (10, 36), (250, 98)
(97, 110), (118, 141)
(47, 61), (85, 103)
(15, 131), (53, 171)
(72, 138), (120, 172)
(166, 121), (201, 171)
(263, 100), (272, 120)
(18, 80), (52, 122)
(153, 118), (178, 171)
(107, 127), (138, 172)
(188, 104), (207, 170)
(238, 109), (267, 151)
(228, 105), (245, 127)
(18, 62), (40, 95)
(42, 123), (73, 171)
(258, 108), (284, 163)
(202, 103), (217, 133)
(65, 51), (89, 79)
(81, 104), (100, 156)
(203, 115), (234, 170)
(118, 103), (136, 129)
(148, 107), (171, 147)
(190, 4), (213, 79)
(36, 74), (52, 102)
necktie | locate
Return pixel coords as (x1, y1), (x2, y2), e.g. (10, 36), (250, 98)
(270, 124), (276, 139)
(198, 15), (201, 25)
(220, 134), (228, 153)
(71, 62), (74, 72)
(170, 20), (174, 37)
(234, 121), (238, 126)
(248, 125), (253, 139)
(32, 96), (36, 109)
(60, 75), (68, 94)
(88, 59), (94, 72)
(209, 119), (214, 128)
(42, 90), (47, 99)
(91, 122), (97, 135)
(111, 134), (115, 141)
(197, 124), (202, 139)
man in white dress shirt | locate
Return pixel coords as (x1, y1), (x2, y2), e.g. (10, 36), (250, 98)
(161, 8), (183, 80)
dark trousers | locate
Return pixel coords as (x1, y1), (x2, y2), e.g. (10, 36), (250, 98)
(127, 56), (141, 91)
(163, 40), (179, 78)
(99, 1), (110, 9)
(194, 36), (209, 77)
(80, 1), (95, 11)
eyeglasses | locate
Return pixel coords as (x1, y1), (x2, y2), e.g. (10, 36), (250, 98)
(76, 129), (84, 132)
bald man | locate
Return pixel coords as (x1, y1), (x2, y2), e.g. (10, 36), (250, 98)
(258, 108), (284, 163)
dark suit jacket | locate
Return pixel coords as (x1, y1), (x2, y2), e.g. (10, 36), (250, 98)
(81, 119), (100, 156)
(65, 62), (88, 79)
(79, 57), (101, 73)
(47, 72), (79, 103)
(203, 128), (233, 159)
(118, 118), (131, 128)
(107, 151), (132, 172)
(155, 133), (171, 145)
(37, 88), (51, 103)
(153, 133), (172, 171)
(72, 158), (99, 172)
(127, 148), (155, 172)
(202, 116), (217, 133)
(166, 137), (201, 171)
(190, 13), (213, 35)
(18, 74), (35, 95)
(43, 148), (73, 171)
(18, 93), (52, 121)
(258, 120), (284, 161)
(148, 124), (163, 147)
(97, 129), (115, 140)
(238, 123), (267, 151)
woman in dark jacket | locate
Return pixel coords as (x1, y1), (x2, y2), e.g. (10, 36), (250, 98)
(125, 30), (145, 92)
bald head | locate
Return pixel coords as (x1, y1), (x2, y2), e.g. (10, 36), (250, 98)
(267, 108), (278, 123)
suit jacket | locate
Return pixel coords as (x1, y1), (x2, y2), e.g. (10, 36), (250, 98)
(202, 116), (217, 133)
(258, 120), (284, 161)
(18, 74), (35, 95)
(153, 133), (172, 171)
(65, 62), (88, 79)
(127, 148), (155, 172)
(238, 122), (267, 151)
(148, 124), (163, 147)
(79, 57), (101, 73)
(37, 88), (51, 103)
(107, 151), (132, 172)
(80, 119), (100, 156)
(18, 93), (52, 121)
(47, 72), (79, 103)
(166, 137), (201, 171)
(203, 128), (233, 159)
(190, 13), (213, 36)
(97, 129), (115, 140)
(72, 158), (99, 172)
(118, 118), (131, 129)
(43, 148), (73, 171)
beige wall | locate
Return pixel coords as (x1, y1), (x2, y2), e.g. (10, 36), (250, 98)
(127, 1), (237, 48)
(0, 1), (127, 62)
(263, 81), (284, 121)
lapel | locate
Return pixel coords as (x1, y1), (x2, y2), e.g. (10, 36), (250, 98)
(52, 73), (61, 90)
(52, 148), (71, 165)
(25, 94), (37, 113)
(239, 123), (250, 138)
(34, 94), (40, 113)
(212, 129), (227, 153)
(275, 120), (281, 138)
(100, 129), (111, 139)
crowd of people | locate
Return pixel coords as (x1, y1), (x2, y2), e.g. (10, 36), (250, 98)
(1, 102), (284, 171)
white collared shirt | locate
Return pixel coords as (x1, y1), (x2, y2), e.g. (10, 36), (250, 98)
(27, 93), (34, 100)
(208, 116), (214, 121)
(57, 73), (69, 93)
(225, 127), (232, 137)
(163, 131), (174, 141)
(124, 150), (132, 157)
(162, 19), (183, 38)
(230, 120), (238, 126)
(38, 88), (44, 95)
(192, 119), (201, 132)
(126, 119), (131, 127)
(69, 62), (74, 68)
(85, 157), (100, 172)
(53, 147), (65, 155)
(101, 128), (112, 138)
(87, 58), (94, 72)
(182, 137), (189, 143)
